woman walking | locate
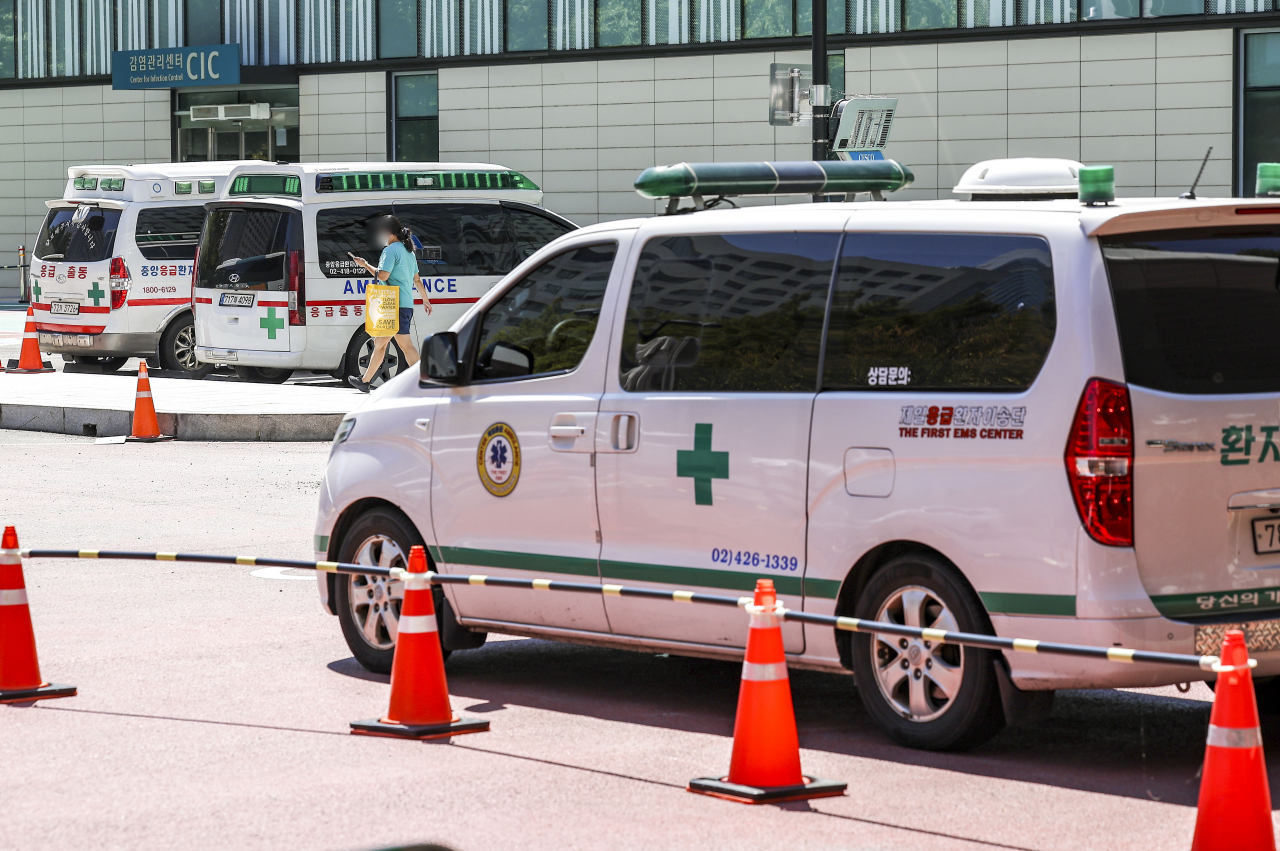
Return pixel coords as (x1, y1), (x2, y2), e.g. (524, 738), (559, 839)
(347, 215), (433, 392)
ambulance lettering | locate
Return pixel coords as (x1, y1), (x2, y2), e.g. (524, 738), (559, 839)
(342, 280), (368, 295)
(899, 406), (1026, 440)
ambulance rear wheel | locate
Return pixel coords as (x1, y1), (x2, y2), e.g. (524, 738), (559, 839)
(158, 316), (213, 377)
(232, 366), (293, 383)
(341, 330), (404, 388)
(851, 554), (1006, 751)
(334, 507), (449, 674)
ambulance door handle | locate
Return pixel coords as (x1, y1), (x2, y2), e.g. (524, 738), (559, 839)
(549, 425), (586, 437)
(610, 413), (638, 452)
(414, 418), (431, 432)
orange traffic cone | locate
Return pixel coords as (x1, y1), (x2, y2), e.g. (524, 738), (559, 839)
(689, 579), (846, 804)
(0, 526), (74, 703)
(4, 305), (54, 373)
(350, 545), (489, 740)
(125, 361), (173, 442)
(1191, 629), (1274, 851)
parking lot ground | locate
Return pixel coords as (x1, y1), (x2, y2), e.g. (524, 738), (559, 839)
(0, 430), (1272, 851)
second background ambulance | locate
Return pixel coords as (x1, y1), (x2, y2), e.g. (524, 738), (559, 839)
(192, 162), (575, 384)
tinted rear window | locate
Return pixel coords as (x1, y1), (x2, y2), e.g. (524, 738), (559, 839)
(197, 208), (301, 291)
(36, 207), (121, 262)
(822, 233), (1056, 392)
(135, 207), (205, 261)
(1102, 226), (1280, 395)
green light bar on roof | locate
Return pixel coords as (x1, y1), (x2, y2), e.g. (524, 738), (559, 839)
(633, 160), (914, 200)
(315, 170), (540, 193)
(73, 177), (98, 190)
(175, 181), (192, 195)
(230, 174), (302, 197)
(198, 180), (216, 194)
(100, 178), (124, 191)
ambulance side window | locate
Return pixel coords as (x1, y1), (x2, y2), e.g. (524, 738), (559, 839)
(395, 203), (511, 277)
(504, 205), (576, 264)
(821, 233), (1056, 391)
(135, 207), (205, 260)
(315, 205), (394, 278)
(619, 232), (837, 393)
(470, 241), (617, 382)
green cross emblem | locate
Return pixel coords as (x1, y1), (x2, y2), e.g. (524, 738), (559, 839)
(260, 307), (285, 340)
(30, 278), (40, 303)
(87, 281), (105, 307)
(676, 423), (729, 506)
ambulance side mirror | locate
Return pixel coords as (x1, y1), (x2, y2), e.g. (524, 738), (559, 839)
(420, 332), (464, 386)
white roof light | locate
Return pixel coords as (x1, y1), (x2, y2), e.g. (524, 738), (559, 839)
(952, 157), (1082, 200)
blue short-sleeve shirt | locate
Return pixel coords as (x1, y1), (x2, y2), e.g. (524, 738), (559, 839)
(377, 242), (418, 308)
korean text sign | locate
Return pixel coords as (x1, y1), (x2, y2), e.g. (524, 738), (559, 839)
(111, 45), (241, 90)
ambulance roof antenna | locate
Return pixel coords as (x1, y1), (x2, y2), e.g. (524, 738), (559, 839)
(1179, 147), (1213, 200)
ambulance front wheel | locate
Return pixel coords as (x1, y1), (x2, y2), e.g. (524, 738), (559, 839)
(334, 506), (449, 674)
(851, 553), (1006, 751)
(158, 315), (213, 377)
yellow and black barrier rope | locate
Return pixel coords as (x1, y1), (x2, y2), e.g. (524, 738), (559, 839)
(22, 549), (1227, 672)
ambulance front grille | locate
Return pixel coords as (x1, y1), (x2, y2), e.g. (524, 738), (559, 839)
(1194, 620), (1280, 657)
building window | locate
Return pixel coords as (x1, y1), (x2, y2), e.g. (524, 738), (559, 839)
(905, 0), (956, 29)
(379, 0), (420, 57)
(176, 87), (300, 163)
(796, 0), (846, 32)
(597, 0), (642, 45)
(394, 73), (440, 162)
(743, 0), (791, 37)
(186, 0), (222, 44)
(827, 50), (844, 96)
(1244, 31), (1280, 196)
(0, 0), (14, 77)
(506, 0), (549, 49)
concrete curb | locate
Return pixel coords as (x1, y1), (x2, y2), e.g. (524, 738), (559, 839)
(0, 403), (343, 441)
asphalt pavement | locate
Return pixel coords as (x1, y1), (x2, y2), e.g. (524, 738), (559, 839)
(0, 430), (1264, 851)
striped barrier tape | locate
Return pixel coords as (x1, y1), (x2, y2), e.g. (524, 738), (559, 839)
(18, 548), (1228, 672)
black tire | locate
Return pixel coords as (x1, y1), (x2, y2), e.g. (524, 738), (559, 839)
(334, 507), (450, 674)
(70, 355), (129, 372)
(158, 315), (214, 377)
(851, 553), (1006, 751)
(232, 365), (293, 383)
(341, 329), (405, 388)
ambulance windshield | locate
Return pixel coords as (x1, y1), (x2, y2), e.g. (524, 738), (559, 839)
(1102, 225), (1280, 395)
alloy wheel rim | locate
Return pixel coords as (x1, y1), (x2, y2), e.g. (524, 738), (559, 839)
(174, 325), (199, 370)
(871, 585), (964, 723)
(347, 534), (407, 650)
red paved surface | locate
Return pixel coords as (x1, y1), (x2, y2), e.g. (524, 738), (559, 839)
(0, 431), (1272, 850)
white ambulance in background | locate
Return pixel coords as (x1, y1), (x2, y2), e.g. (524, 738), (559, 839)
(32, 163), (255, 374)
(191, 162), (576, 384)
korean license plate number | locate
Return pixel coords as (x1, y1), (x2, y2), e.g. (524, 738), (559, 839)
(1253, 517), (1280, 554)
(49, 301), (79, 315)
(219, 293), (255, 307)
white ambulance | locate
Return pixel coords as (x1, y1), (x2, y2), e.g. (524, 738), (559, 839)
(313, 158), (1280, 751)
(32, 163), (254, 374)
(191, 162), (576, 384)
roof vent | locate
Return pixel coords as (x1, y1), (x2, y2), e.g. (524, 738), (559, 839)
(953, 157), (1082, 201)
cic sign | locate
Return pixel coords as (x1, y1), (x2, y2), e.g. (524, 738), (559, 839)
(111, 45), (240, 90)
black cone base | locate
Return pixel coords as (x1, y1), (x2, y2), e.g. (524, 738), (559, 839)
(688, 775), (846, 804)
(350, 716), (490, 740)
(5, 361), (55, 373)
(0, 682), (76, 704)
(124, 435), (175, 443)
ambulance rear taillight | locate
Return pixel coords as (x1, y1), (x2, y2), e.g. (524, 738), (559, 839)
(190, 247), (199, 308)
(287, 249), (305, 326)
(109, 256), (130, 310)
(1065, 379), (1133, 547)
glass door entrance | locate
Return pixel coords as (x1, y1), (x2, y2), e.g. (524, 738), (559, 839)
(175, 87), (300, 163)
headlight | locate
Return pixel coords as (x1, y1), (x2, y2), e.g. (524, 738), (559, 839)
(332, 418), (355, 451)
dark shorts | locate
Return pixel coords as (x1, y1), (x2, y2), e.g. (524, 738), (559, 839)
(398, 307), (413, 335)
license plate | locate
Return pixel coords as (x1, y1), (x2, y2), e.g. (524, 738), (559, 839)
(1253, 517), (1280, 554)
(219, 293), (255, 307)
(49, 301), (79, 315)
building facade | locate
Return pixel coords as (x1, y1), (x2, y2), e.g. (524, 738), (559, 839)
(0, 0), (1274, 297)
